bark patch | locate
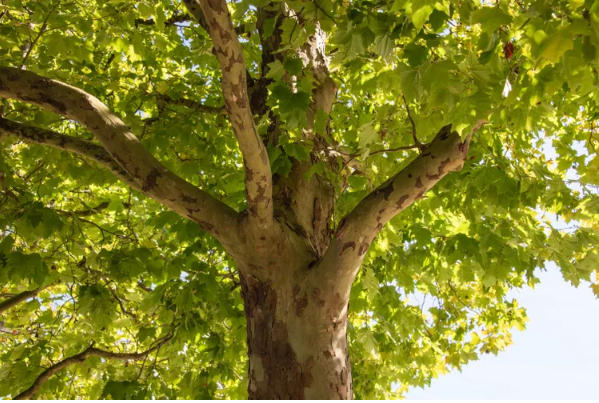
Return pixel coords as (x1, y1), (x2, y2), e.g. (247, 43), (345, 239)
(142, 168), (162, 192)
(181, 194), (198, 204)
(373, 181), (394, 201)
(241, 275), (307, 399)
(395, 194), (409, 211)
(293, 285), (309, 317)
(312, 288), (326, 307)
(302, 356), (314, 387)
(339, 241), (356, 256)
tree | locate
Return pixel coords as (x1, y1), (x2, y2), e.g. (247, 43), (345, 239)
(0, 0), (598, 399)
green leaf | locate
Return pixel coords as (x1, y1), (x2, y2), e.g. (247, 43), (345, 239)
(582, 36), (597, 62)
(7, 252), (48, 286)
(346, 33), (365, 58)
(270, 83), (311, 129)
(374, 33), (395, 60)
(472, 7), (512, 32)
(284, 57), (304, 76)
(265, 60), (285, 80)
(411, 5), (433, 30)
(305, 162), (326, 180)
(269, 147), (293, 177)
(0, 236), (14, 255)
(137, 3), (153, 19)
(283, 143), (310, 161)
(540, 27), (575, 63)
(263, 18), (276, 38)
(102, 381), (146, 400)
(403, 43), (428, 66)
(314, 109), (329, 136)
(78, 285), (116, 329)
(358, 123), (379, 148)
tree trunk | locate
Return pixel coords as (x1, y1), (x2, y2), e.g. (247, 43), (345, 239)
(241, 272), (353, 399)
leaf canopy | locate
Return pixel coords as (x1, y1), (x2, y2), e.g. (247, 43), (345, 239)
(1, 0), (598, 399)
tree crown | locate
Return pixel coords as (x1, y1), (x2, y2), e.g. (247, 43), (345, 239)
(0, 0), (598, 399)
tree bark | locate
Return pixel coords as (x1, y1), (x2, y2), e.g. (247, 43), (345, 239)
(241, 273), (352, 399)
(0, 288), (42, 315)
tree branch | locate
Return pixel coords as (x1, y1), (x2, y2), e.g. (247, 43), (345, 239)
(0, 67), (240, 246)
(134, 13), (193, 27)
(180, 1), (245, 35)
(402, 95), (423, 149)
(20, 1), (61, 69)
(55, 201), (131, 217)
(0, 288), (42, 315)
(56, 201), (110, 216)
(317, 122), (486, 296)
(183, 0), (273, 231)
(13, 335), (172, 400)
(0, 117), (141, 191)
(157, 94), (226, 115)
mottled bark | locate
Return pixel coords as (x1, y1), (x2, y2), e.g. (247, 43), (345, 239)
(237, 120), (478, 397)
(270, 14), (338, 257)
(241, 272), (352, 400)
(319, 124), (482, 297)
(186, 0), (273, 231)
(0, 67), (240, 248)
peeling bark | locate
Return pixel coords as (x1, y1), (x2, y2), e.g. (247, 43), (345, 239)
(186, 0), (273, 231)
(241, 272), (352, 400)
(319, 124), (482, 298)
(0, 68), (240, 248)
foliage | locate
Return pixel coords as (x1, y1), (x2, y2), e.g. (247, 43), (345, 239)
(0, 0), (598, 399)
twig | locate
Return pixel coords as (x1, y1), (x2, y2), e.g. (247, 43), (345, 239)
(368, 144), (423, 156)
(13, 334), (172, 400)
(135, 13), (192, 27)
(107, 285), (141, 324)
(0, 168), (19, 205)
(23, 161), (45, 181)
(77, 217), (128, 240)
(402, 95), (423, 149)
(56, 201), (110, 217)
(312, 0), (337, 25)
(20, 1), (61, 69)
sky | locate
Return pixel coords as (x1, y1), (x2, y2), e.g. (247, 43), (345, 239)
(405, 136), (599, 399)
(405, 263), (599, 400)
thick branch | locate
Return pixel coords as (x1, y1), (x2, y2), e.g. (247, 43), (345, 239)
(158, 94), (226, 115)
(0, 288), (41, 315)
(0, 117), (141, 191)
(180, 0), (245, 35)
(0, 67), (240, 246)
(184, 0), (273, 230)
(13, 335), (172, 400)
(317, 123), (485, 295)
